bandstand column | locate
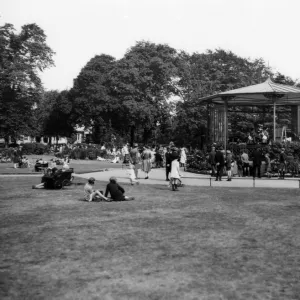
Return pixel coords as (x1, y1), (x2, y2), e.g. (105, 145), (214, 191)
(224, 100), (228, 151)
(273, 101), (276, 142)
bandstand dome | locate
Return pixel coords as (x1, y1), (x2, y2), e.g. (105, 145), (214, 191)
(198, 78), (300, 106)
(197, 78), (300, 147)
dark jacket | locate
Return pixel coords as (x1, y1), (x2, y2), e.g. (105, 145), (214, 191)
(165, 152), (172, 167)
(105, 182), (125, 201)
(252, 150), (262, 165)
(208, 151), (216, 165)
(215, 151), (225, 166)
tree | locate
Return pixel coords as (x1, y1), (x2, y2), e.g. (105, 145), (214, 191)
(173, 49), (273, 144)
(110, 41), (180, 144)
(43, 90), (74, 144)
(70, 54), (120, 144)
(0, 23), (55, 144)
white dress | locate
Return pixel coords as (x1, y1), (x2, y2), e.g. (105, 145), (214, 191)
(170, 160), (180, 179)
(180, 148), (187, 164)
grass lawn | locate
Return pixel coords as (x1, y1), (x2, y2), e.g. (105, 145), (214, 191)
(0, 156), (121, 174)
(0, 177), (300, 300)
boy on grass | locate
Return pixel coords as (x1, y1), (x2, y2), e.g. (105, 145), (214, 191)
(84, 177), (110, 202)
(105, 176), (135, 201)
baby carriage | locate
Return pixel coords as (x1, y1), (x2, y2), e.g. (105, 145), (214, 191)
(35, 161), (49, 172)
(41, 168), (74, 189)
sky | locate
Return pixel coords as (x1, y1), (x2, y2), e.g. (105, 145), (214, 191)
(1, 0), (300, 91)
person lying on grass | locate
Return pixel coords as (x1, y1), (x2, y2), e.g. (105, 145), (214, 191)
(105, 176), (135, 201)
(84, 177), (110, 202)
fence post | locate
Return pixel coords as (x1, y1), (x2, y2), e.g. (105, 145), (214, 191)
(253, 177), (255, 188)
(210, 177), (212, 187)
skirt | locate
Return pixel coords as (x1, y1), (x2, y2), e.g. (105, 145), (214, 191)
(142, 159), (151, 173)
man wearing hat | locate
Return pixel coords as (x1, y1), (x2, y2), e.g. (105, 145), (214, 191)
(84, 177), (109, 202)
(165, 147), (172, 181)
(215, 147), (225, 181)
(130, 143), (141, 179)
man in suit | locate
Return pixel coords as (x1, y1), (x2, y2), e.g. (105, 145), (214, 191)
(215, 147), (225, 181)
(165, 147), (172, 181)
(252, 147), (262, 178)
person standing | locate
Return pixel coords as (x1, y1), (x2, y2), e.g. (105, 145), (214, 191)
(165, 147), (172, 181)
(179, 147), (187, 170)
(129, 143), (141, 179)
(252, 147), (262, 178)
(265, 153), (271, 178)
(241, 149), (250, 177)
(208, 146), (216, 176)
(170, 156), (181, 191)
(215, 148), (225, 181)
(12, 148), (19, 169)
(278, 148), (287, 179)
(141, 146), (152, 179)
(226, 150), (233, 181)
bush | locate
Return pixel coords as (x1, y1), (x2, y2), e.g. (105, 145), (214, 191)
(22, 143), (35, 155)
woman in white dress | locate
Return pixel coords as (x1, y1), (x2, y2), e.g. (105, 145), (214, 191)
(180, 147), (187, 169)
(170, 156), (181, 191)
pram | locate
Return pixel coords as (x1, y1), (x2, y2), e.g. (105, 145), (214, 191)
(41, 168), (74, 189)
(35, 161), (49, 172)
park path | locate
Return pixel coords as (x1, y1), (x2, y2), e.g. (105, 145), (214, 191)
(74, 167), (300, 189)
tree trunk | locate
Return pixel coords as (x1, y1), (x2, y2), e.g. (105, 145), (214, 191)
(143, 128), (151, 144)
(130, 126), (135, 146)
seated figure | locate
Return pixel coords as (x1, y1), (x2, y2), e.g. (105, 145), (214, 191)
(84, 177), (110, 202)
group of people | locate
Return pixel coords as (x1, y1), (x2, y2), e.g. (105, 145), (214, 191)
(84, 142), (187, 201)
(125, 143), (186, 190)
(208, 145), (289, 180)
(83, 176), (135, 202)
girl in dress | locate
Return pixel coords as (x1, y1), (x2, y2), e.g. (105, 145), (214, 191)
(170, 155), (181, 191)
(141, 146), (152, 179)
(180, 147), (187, 170)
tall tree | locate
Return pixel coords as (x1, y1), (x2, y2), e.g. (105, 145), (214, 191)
(0, 23), (55, 144)
(110, 41), (180, 144)
(43, 90), (74, 143)
(70, 54), (120, 144)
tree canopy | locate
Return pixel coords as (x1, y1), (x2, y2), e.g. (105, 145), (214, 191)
(2, 22), (298, 148)
(0, 23), (55, 143)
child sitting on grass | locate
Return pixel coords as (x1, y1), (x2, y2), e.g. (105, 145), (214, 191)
(84, 177), (110, 202)
(105, 176), (135, 201)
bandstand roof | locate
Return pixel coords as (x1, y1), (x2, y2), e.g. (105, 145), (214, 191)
(198, 78), (300, 106)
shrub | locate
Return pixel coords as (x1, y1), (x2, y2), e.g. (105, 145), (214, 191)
(22, 143), (35, 155)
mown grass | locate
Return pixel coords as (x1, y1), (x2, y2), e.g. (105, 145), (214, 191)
(0, 156), (120, 174)
(0, 177), (300, 300)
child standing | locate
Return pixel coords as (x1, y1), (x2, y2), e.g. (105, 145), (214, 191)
(226, 150), (233, 181)
(127, 162), (140, 185)
(170, 156), (181, 191)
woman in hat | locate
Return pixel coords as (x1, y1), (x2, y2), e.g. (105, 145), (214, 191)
(141, 145), (152, 179)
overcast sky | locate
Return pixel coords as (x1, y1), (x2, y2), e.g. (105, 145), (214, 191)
(1, 0), (300, 91)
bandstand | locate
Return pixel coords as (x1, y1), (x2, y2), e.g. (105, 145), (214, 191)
(198, 78), (300, 151)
